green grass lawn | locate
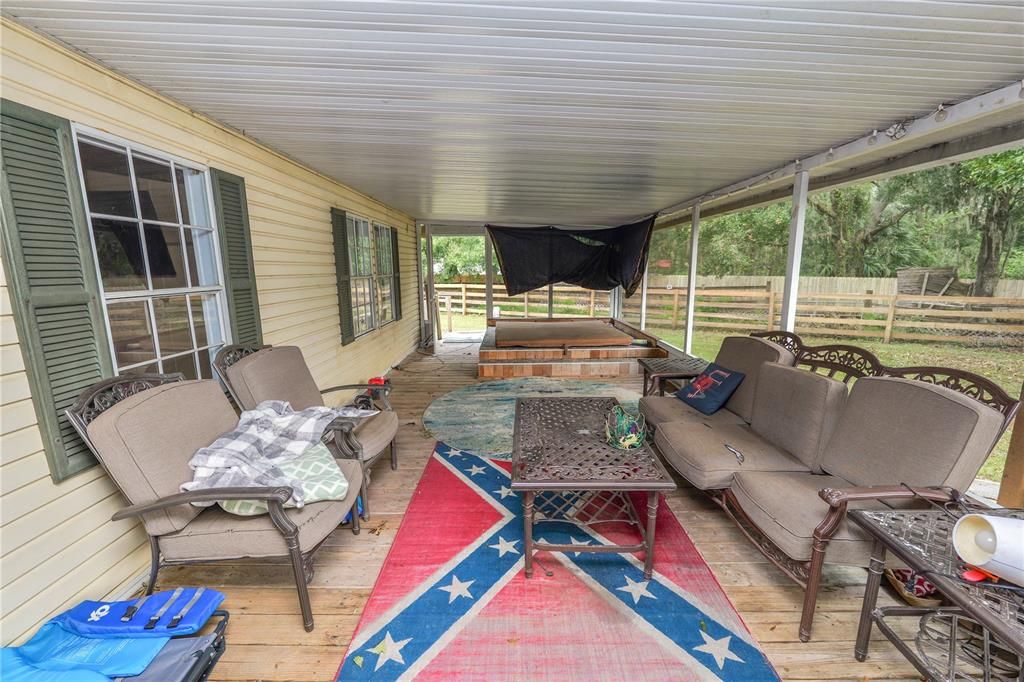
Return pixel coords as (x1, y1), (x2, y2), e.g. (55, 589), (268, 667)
(440, 313), (1021, 482)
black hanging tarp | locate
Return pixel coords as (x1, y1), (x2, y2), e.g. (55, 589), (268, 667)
(485, 214), (656, 297)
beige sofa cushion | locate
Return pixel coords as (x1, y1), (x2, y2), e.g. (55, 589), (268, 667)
(639, 396), (745, 429)
(226, 346), (323, 411)
(86, 380), (237, 536)
(715, 336), (797, 422)
(161, 459), (362, 561)
(352, 410), (399, 459)
(730, 470), (886, 565)
(821, 377), (1004, 490)
(655, 421), (810, 490)
(750, 364), (847, 472)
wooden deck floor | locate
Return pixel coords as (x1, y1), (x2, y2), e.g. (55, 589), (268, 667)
(170, 340), (920, 681)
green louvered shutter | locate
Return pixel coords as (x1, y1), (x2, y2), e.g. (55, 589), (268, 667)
(0, 99), (112, 482)
(211, 169), (262, 345)
(332, 208), (355, 345)
(390, 226), (402, 320)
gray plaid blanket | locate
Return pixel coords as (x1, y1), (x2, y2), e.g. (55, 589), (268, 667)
(182, 400), (376, 507)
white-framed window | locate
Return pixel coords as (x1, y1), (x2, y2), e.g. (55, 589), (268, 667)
(73, 128), (229, 379)
(345, 214), (398, 338)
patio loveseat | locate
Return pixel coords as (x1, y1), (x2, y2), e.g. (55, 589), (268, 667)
(643, 333), (1020, 642)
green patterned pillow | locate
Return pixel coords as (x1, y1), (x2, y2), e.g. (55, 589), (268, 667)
(219, 443), (350, 516)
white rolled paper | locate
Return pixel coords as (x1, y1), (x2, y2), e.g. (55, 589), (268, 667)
(952, 514), (1024, 587)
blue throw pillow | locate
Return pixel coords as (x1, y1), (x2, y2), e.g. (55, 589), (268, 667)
(675, 363), (745, 415)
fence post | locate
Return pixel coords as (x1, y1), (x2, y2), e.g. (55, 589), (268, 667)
(461, 283), (467, 314)
(444, 295), (453, 333)
(883, 295), (898, 343)
(766, 290), (776, 330)
(524, 290), (529, 318)
(671, 290), (681, 329)
(589, 290), (596, 317)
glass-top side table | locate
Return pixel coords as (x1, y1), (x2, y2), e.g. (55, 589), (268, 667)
(849, 508), (1023, 681)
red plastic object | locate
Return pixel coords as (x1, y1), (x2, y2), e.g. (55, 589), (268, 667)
(962, 567), (998, 583)
(368, 376), (388, 385)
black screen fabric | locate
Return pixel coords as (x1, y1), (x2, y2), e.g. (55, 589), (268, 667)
(485, 215), (656, 297)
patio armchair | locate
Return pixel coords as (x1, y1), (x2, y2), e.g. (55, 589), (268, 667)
(214, 344), (398, 521)
(638, 335), (797, 429)
(66, 374), (363, 632)
(719, 371), (1018, 642)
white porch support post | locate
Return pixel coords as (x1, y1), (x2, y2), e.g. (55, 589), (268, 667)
(684, 204), (700, 355)
(484, 232), (494, 318)
(780, 170), (809, 332)
(639, 262), (649, 330)
(424, 223), (437, 346)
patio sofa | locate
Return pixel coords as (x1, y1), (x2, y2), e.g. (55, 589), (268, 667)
(66, 374), (363, 632)
(645, 331), (1020, 642)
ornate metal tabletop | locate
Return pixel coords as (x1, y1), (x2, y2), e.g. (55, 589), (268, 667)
(511, 397), (675, 491)
(638, 356), (708, 396)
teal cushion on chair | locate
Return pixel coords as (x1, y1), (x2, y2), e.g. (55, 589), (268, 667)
(219, 443), (350, 516)
(675, 363), (745, 416)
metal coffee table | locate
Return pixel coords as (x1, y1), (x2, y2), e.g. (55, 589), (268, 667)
(511, 397), (677, 579)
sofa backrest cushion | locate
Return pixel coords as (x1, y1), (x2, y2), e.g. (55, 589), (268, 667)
(821, 376), (1004, 490)
(86, 380), (238, 536)
(225, 346), (323, 411)
(751, 364), (847, 472)
(715, 336), (797, 422)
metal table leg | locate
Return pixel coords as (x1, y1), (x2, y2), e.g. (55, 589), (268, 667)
(523, 491), (535, 578)
(855, 538), (887, 661)
(643, 491), (658, 579)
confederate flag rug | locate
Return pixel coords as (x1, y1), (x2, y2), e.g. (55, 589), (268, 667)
(336, 443), (778, 681)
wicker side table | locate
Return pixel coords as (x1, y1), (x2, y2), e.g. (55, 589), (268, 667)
(638, 356), (708, 396)
(849, 508), (1023, 681)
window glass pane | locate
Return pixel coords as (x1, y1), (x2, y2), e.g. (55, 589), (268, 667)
(107, 300), (155, 367)
(144, 224), (187, 289)
(184, 228), (220, 286)
(199, 346), (220, 379)
(78, 141), (136, 217)
(133, 155), (177, 222)
(176, 166), (211, 227)
(92, 218), (147, 291)
(153, 296), (192, 354)
(162, 352), (198, 380)
(351, 277), (374, 335)
(190, 294), (223, 348)
(378, 278), (393, 322)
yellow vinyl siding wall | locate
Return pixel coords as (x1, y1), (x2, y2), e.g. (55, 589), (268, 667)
(0, 18), (419, 645)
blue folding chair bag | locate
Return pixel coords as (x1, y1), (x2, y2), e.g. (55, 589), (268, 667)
(57, 588), (225, 638)
(7, 621), (168, 678)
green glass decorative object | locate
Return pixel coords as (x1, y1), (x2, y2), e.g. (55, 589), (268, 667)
(605, 404), (646, 450)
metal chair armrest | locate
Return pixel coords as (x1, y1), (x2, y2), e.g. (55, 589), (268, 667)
(818, 485), (956, 508)
(111, 487), (293, 521)
(321, 384), (393, 410)
(324, 417), (363, 459)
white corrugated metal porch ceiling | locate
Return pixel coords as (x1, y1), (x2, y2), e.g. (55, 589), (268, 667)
(4, 1), (1023, 226)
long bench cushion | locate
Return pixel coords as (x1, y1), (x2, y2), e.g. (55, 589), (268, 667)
(226, 346), (324, 411)
(639, 396), (745, 429)
(655, 421), (810, 490)
(161, 459), (362, 561)
(86, 380), (237, 537)
(715, 336), (796, 422)
(730, 470), (886, 565)
(750, 364), (847, 473)
(821, 377), (1005, 491)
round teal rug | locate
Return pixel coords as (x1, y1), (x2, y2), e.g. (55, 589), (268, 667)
(422, 377), (641, 459)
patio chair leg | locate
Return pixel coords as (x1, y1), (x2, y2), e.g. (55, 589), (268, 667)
(285, 536), (315, 632)
(351, 503), (361, 535)
(360, 472), (371, 522)
(145, 536), (160, 595)
(390, 439), (398, 470)
(800, 536), (829, 642)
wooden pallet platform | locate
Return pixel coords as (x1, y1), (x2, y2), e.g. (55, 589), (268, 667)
(478, 318), (667, 378)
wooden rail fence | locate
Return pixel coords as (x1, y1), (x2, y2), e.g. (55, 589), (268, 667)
(435, 283), (1024, 346)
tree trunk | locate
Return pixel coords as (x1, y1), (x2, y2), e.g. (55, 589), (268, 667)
(973, 196), (1013, 297)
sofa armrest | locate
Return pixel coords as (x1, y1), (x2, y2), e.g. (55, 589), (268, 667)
(112, 487), (292, 520)
(818, 485), (956, 508)
(324, 416), (363, 459)
(321, 383), (393, 410)
(112, 487), (300, 538)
